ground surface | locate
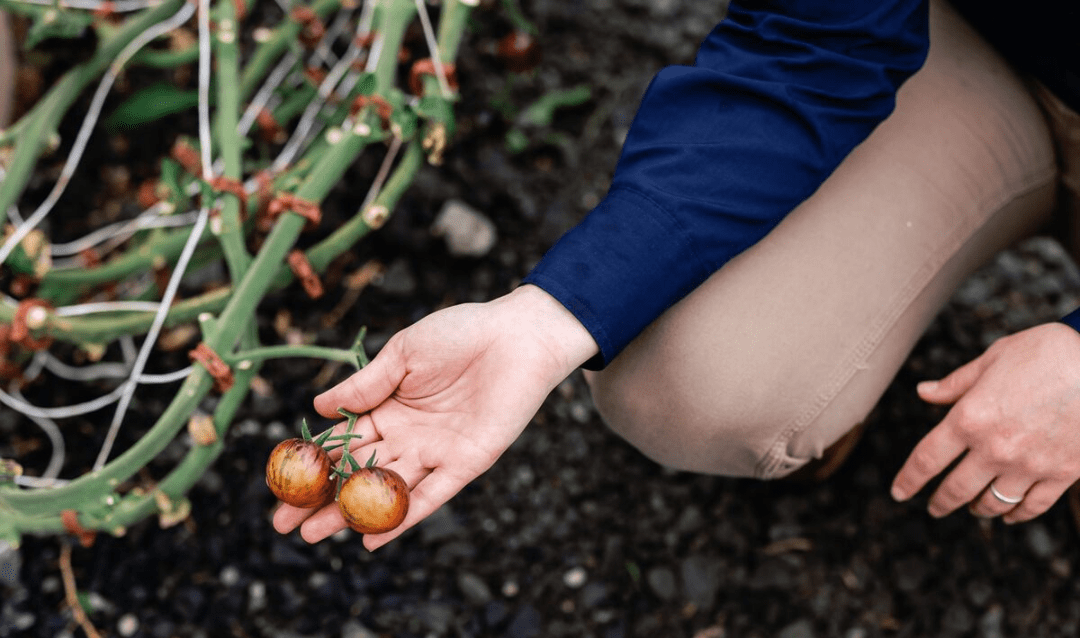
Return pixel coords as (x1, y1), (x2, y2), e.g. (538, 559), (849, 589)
(5, 1), (1080, 637)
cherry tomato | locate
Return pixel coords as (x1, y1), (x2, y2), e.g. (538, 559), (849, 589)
(265, 438), (337, 509)
(337, 466), (409, 534)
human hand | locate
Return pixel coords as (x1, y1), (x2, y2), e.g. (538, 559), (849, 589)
(272, 285), (598, 550)
(890, 322), (1080, 523)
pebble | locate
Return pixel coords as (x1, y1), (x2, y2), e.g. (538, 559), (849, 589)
(1025, 523), (1055, 559)
(506, 604), (542, 638)
(117, 613), (139, 637)
(373, 259), (417, 296)
(563, 566), (587, 589)
(431, 199), (498, 257)
(341, 619), (378, 638)
(681, 556), (721, 611)
(979, 604), (1006, 638)
(248, 581), (267, 613)
(458, 572), (493, 605)
(646, 566), (678, 600)
(777, 618), (815, 638)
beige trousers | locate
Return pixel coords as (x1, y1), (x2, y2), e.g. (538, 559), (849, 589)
(588, 0), (1076, 479)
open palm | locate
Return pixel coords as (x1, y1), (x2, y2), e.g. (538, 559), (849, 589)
(272, 287), (597, 550)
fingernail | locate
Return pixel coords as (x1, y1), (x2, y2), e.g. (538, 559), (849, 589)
(890, 485), (907, 501)
(917, 380), (938, 393)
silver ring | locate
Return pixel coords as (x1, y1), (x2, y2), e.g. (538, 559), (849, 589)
(989, 482), (1023, 505)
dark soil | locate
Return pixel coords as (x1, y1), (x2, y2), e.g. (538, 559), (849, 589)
(5, 1), (1080, 637)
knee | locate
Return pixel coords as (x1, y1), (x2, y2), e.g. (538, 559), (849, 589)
(585, 349), (803, 478)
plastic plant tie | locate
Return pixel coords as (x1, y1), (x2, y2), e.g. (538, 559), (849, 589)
(61, 510), (97, 547)
(265, 192), (322, 230)
(92, 1), (118, 19)
(188, 342), (235, 393)
(409, 58), (458, 97)
(210, 176), (249, 215)
(287, 249), (325, 299)
(11, 299), (54, 351)
(170, 139), (203, 178)
(256, 108), (286, 145)
(303, 66), (329, 89)
(350, 94), (394, 129)
(291, 6), (327, 49)
(0, 326), (22, 381)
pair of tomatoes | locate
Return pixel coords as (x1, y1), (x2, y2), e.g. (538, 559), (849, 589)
(265, 437), (409, 535)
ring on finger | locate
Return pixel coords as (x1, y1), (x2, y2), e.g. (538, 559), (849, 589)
(989, 482), (1024, 505)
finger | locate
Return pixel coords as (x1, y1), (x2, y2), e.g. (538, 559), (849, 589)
(1003, 479), (1073, 524)
(891, 423), (967, 501)
(969, 477), (1031, 518)
(273, 500), (336, 535)
(926, 454), (997, 518)
(917, 354), (989, 405)
(313, 338), (405, 419)
(297, 502), (350, 543)
(363, 466), (473, 551)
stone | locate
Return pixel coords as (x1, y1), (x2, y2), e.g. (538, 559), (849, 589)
(431, 199), (498, 257)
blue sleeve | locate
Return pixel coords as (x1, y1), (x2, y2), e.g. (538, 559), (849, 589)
(1061, 308), (1080, 333)
(522, 0), (929, 369)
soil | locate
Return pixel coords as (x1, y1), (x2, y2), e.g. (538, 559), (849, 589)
(5, 1), (1080, 637)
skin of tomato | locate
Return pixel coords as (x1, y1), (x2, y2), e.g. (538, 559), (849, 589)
(337, 467), (410, 534)
(265, 438), (337, 509)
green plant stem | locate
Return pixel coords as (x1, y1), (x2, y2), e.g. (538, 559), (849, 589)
(224, 344), (362, 367)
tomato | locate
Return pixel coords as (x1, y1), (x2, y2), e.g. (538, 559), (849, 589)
(337, 466), (409, 534)
(265, 438), (337, 509)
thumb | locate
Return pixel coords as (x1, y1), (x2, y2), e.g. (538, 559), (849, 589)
(313, 338), (405, 418)
(917, 354), (988, 405)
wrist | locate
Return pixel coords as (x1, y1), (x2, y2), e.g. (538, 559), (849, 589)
(496, 284), (600, 382)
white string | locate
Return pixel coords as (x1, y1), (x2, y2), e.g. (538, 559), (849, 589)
(6, 0), (161, 12)
(237, 52), (298, 136)
(49, 205), (194, 258)
(55, 301), (164, 316)
(413, 0), (452, 98)
(358, 134), (403, 215)
(272, 26), (367, 171)
(92, 0), (213, 470)
(0, 2), (197, 267)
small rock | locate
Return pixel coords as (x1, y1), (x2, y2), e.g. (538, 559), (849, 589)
(117, 613), (139, 637)
(646, 566), (678, 600)
(1025, 523), (1054, 559)
(458, 572), (493, 605)
(219, 565), (240, 588)
(431, 199), (498, 257)
(681, 556), (721, 611)
(777, 618), (815, 638)
(506, 604), (542, 638)
(373, 259), (417, 296)
(941, 601), (974, 634)
(563, 566), (587, 589)
(979, 604), (1006, 638)
(581, 582), (608, 608)
(341, 619), (378, 638)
